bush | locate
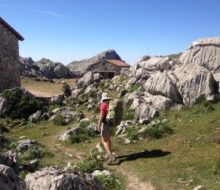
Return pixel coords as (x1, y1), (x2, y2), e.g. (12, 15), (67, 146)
(74, 156), (103, 173)
(0, 120), (7, 133)
(141, 122), (173, 139)
(53, 114), (66, 126)
(19, 146), (51, 161)
(69, 122), (97, 144)
(122, 106), (134, 120)
(97, 175), (124, 190)
(1, 88), (44, 119)
(128, 84), (140, 93)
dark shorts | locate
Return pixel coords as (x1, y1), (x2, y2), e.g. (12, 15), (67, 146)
(101, 123), (113, 137)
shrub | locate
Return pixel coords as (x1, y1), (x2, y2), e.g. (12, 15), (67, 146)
(141, 122), (173, 139)
(0, 120), (7, 133)
(19, 146), (51, 161)
(122, 106), (134, 120)
(128, 84), (140, 93)
(69, 122), (97, 144)
(74, 156), (103, 173)
(53, 114), (66, 126)
(1, 88), (44, 119)
(126, 127), (139, 140)
(97, 175), (124, 190)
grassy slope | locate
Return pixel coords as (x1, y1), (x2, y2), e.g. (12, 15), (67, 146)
(5, 102), (220, 189)
(21, 78), (76, 97)
(4, 78), (220, 189)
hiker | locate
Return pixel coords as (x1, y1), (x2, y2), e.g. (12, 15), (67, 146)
(98, 93), (115, 164)
(61, 81), (71, 98)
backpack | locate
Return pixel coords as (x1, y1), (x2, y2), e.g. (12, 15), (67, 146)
(105, 100), (123, 127)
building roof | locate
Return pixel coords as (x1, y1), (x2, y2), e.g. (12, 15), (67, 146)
(0, 17), (24, 41)
(104, 59), (130, 67)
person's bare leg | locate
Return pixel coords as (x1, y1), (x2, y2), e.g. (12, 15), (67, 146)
(102, 136), (111, 155)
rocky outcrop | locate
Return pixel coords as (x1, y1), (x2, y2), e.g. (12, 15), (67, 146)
(179, 38), (220, 72)
(25, 167), (103, 190)
(67, 49), (121, 75)
(0, 97), (6, 116)
(171, 63), (216, 105)
(0, 164), (25, 190)
(20, 57), (74, 79)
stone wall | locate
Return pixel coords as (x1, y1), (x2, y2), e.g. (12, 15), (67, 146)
(0, 23), (20, 92)
(89, 62), (122, 75)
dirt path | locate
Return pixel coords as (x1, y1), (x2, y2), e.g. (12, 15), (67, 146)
(112, 166), (155, 190)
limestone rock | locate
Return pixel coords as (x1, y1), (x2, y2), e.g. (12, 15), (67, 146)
(179, 37), (220, 72)
(77, 71), (94, 88)
(16, 139), (38, 151)
(144, 71), (182, 104)
(0, 151), (19, 174)
(25, 167), (103, 190)
(0, 97), (6, 116)
(59, 127), (80, 142)
(135, 103), (157, 122)
(0, 164), (25, 190)
(173, 63), (216, 105)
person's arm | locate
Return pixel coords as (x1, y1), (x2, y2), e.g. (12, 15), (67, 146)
(98, 110), (105, 132)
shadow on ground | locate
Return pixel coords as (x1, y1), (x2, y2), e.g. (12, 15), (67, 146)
(111, 149), (171, 165)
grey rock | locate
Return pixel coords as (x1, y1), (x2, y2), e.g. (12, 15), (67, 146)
(0, 97), (6, 116)
(0, 164), (25, 190)
(0, 151), (19, 174)
(50, 95), (64, 105)
(25, 167), (103, 190)
(16, 139), (38, 151)
(135, 103), (157, 122)
(28, 110), (42, 123)
(179, 37), (220, 72)
(59, 127), (80, 142)
(144, 71), (182, 104)
(77, 71), (94, 88)
(172, 63), (216, 105)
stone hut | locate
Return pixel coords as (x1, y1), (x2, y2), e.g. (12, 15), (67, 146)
(87, 59), (130, 79)
(0, 17), (24, 92)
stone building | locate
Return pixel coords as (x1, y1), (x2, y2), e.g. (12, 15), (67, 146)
(87, 59), (130, 79)
(0, 17), (24, 92)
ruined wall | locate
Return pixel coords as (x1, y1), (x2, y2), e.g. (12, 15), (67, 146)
(0, 23), (20, 92)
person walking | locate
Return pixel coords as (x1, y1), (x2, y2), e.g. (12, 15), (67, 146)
(98, 93), (115, 164)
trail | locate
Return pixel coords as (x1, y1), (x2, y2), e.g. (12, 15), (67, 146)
(110, 165), (155, 190)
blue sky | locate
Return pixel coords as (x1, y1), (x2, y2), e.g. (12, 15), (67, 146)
(1, 0), (220, 65)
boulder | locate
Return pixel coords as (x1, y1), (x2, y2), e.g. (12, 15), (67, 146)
(59, 127), (80, 142)
(25, 167), (103, 190)
(0, 151), (19, 174)
(0, 164), (25, 190)
(28, 110), (42, 123)
(179, 38), (220, 72)
(50, 95), (65, 105)
(173, 63), (216, 105)
(144, 71), (182, 104)
(77, 71), (94, 88)
(54, 63), (71, 78)
(135, 103), (157, 122)
(16, 139), (38, 151)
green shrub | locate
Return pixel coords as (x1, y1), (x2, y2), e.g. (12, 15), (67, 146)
(97, 175), (124, 190)
(74, 156), (103, 173)
(19, 146), (51, 161)
(141, 122), (173, 139)
(128, 84), (140, 93)
(0, 120), (7, 133)
(53, 114), (66, 126)
(126, 127), (139, 140)
(69, 122), (96, 144)
(1, 88), (44, 119)
(122, 106), (134, 120)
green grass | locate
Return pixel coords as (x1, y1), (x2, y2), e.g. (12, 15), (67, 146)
(4, 99), (220, 189)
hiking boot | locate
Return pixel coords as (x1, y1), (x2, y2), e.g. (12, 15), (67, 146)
(106, 154), (115, 165)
